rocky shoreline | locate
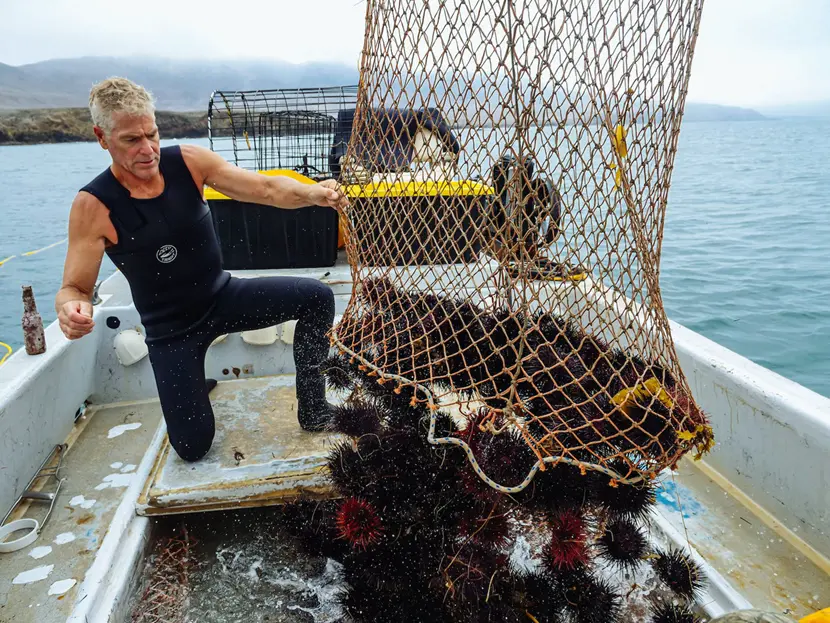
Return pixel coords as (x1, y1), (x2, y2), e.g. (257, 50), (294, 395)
(0, 108), (208, 145)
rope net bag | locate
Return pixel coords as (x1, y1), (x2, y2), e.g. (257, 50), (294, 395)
(332, 0), (714, 491)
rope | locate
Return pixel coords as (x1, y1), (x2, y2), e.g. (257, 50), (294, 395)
(335, 340), (649, 493)
(0, 342), (12, 366)
(0, 237), (67, 267)
(21, 238), (67, 257)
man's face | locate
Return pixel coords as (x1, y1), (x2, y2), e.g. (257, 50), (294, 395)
(96, 112), (160, 180)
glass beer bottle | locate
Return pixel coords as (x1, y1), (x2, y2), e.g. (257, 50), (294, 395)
(22, 285), (46, 355)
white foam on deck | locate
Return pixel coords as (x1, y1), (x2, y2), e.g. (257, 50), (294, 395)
(13, 564), (54, 585)
(29, 546), (52, 559)
(48, 579), (77, 596)
(107, 423), (141, 439)
(94, 473), (134, 490)
(69, 495), (96, 509)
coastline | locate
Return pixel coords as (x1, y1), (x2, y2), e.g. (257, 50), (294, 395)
(0, 108), (208, 146)
(0, 102), (771, 147)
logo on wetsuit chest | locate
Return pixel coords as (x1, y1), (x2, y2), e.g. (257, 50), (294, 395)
(156, 245), (178, 264)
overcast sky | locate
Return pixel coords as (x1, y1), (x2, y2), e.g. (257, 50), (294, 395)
(1, 0), (828, 107)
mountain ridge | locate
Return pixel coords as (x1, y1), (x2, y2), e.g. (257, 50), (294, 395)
(0, 57), (361, 111)
(0, 56), (771, 145)
(758, 100), (830, 118)
(2, 56), (766, 119)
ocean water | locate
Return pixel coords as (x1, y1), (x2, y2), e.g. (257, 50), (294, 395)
(0, 120), (828, 398)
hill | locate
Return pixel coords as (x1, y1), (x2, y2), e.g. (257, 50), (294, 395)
(1, 56), (768, 121)
(0, 57), (360, 111)
(0, 56), (769, 144)
(680, 103), (765, 122)
(758, 100), (830, 118)
(0, 108), (207, 145)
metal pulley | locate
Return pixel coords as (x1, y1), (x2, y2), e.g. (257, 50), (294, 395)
(488, 152), (563, 257)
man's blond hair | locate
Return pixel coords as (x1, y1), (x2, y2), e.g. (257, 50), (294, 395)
(89, 77), (155, 134)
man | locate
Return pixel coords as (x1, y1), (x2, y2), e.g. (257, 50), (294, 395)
(56, 77), (348, 462)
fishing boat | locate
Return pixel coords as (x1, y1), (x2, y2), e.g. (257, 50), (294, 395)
(1, 87), (829, 623)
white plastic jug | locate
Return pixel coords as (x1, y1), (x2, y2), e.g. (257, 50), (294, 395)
(113, 329), (148, 366)
(241, 326), (279, 346)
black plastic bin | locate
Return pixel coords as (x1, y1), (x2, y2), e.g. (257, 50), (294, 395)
(207, 196), (339, 270)
(346, 181), (491, 266)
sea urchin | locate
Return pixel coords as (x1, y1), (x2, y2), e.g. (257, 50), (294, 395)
(321, 354), (355, 391)
(336, 497), (384, 550)
(595, 474), (657, 523)
(544, 509), (589, 571)
(650, 600), (703, 623)
(651, 547), (706, 600)
(328, 402), (382, 437)
(560, 569), (621, 623)
(596, 517), (648, 573)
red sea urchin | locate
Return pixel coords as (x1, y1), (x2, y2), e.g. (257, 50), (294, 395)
(336, 497), (384, 550)
(544, 509), (589, 571)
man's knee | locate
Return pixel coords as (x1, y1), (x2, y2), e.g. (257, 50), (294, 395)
(297, 278), (334, 313)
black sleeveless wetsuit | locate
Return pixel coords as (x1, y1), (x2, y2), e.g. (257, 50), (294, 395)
(81, 146), (334, 461)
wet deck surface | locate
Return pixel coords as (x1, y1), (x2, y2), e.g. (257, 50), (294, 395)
(128, 506), (345, 623)
(138, 375), (346, 515)
(655, 458), (830, 618)
(0, 400), (161, 623)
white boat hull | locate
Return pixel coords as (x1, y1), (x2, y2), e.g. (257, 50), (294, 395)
(1, 258), (829, 621)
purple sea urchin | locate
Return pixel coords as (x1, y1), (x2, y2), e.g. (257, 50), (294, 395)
(326, 439), (372, 497)
(650, 601), (703, 623)
(560, 569), (621, 623)
(328, 402), (383, 437)
(651, 547), (706, 600)
(596, 517), (648, 572)
(320, 354), (354, 391)
(595, 472), (657, 522)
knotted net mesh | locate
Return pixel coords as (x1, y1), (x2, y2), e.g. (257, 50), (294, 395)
(332, 0), (713, 490)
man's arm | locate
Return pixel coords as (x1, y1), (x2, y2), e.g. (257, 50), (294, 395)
(55, 193), (110, 340)
(180, 144), (348, 211)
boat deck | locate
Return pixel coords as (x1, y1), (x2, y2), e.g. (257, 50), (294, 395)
(0, 397), (161, 622)
(655, 458), (830, 619)
(2, 377), (829, 622)
(0, 374), (345, 623)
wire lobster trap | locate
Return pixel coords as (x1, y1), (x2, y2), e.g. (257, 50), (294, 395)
(208, 86), (359, 179)
(333, 0), (714, 492)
